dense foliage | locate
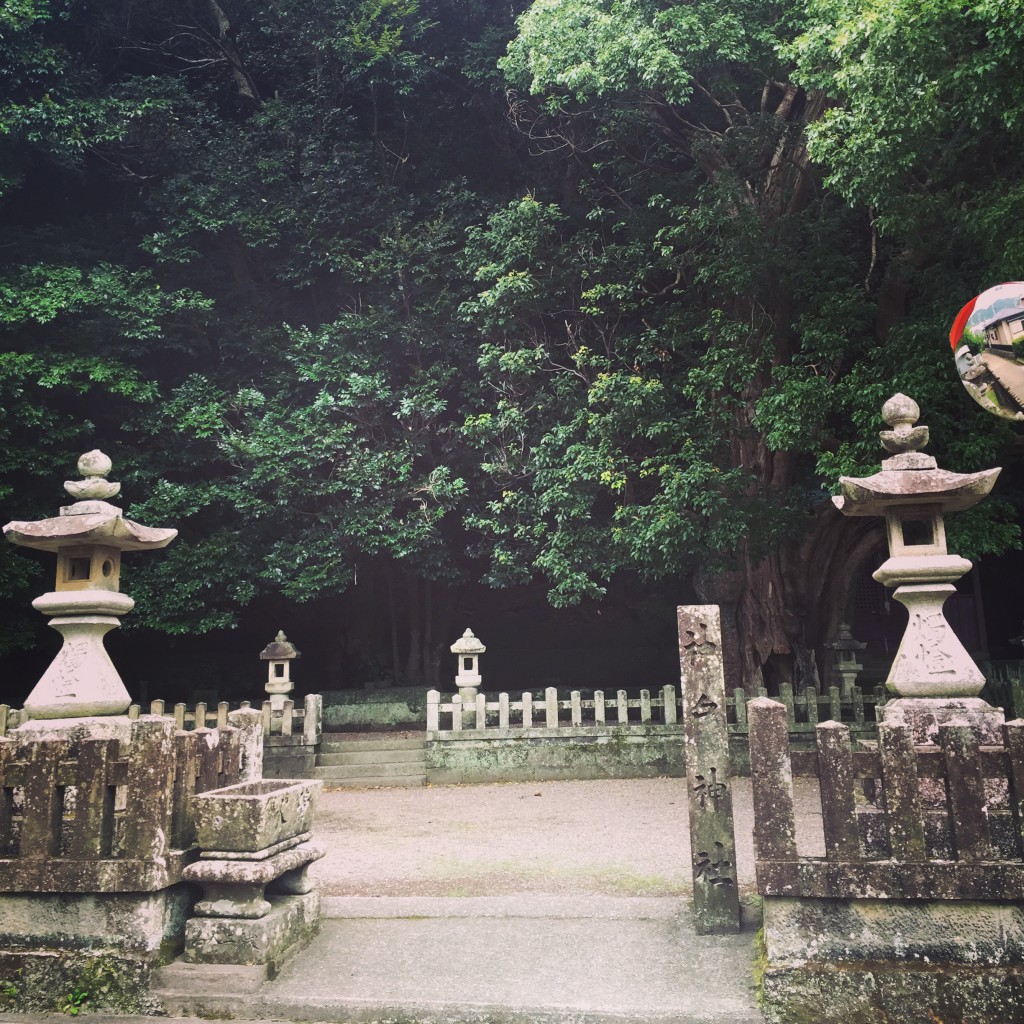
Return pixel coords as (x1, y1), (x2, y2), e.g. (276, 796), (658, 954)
(0, 0), (1021, 694)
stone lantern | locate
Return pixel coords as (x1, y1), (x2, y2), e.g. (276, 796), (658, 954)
(826, 623), (866, 695)
(3, 450), (177, 720)
(451, 628), (485, 725)
(833, 394), (1002, 741)
(260, 630), (300, 710)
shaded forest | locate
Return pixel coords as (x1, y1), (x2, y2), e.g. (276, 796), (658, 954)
(2, 0), (1024, 703)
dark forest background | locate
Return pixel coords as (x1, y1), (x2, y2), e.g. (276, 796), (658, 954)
(3, 0), (1024, 705)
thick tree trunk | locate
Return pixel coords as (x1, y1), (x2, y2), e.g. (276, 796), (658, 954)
(399, 573), (458, 689)
(699, 509), (883, 696)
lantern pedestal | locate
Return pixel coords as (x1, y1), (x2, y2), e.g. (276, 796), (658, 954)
(24, 590), (136, 719)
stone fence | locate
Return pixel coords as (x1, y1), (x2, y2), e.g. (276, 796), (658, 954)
(1, 696), (321, 779)
(427, 684), (682, 731)
(749, 696), (1024, 1019)
(425, 681), (890, 780)
(0, 716), (243, 894)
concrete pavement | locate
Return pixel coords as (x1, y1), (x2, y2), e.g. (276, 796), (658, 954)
(149, 895), (764, 1023)
(0, 777), (801, 1022)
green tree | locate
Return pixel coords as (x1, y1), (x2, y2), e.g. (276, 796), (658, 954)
(0, 0), (525, 687)
(466, 0), (1018, 692)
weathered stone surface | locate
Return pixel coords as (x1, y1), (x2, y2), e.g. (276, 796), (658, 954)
(184, 891), (321, 966)
(263, 734), (316, 779)
(12, 714), (133, 745)
(322, 687), (427, 729)
(760, 896), (1024, 1022)
(755, 860), (1024, 900)
(679, 605), (740, 934)
(877, 579), (986, 697)
(424, 726), (686, 783)
(199, 831), (312, 862)
(760, 962), (1024, 1024)
(0, 886), (193, 954)
(192, 778), (321, 853)
(0, 948), (165, 1015)
(881, 696), (1006, 745)
(227, 706), (264, 782)
(764, 897), (1024, 964)
(186, 841), (325, 889)
(22, 605), (133, 718)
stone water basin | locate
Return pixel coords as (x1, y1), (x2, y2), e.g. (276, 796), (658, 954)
(193, 778), (322, 853)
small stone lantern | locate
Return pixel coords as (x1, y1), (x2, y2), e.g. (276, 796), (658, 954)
(3, 450), (177, 719)
(833, 394), (1003, 742)
(259, 630), (300, 710)
(826, 623), (866, 695)
(451, 628), (485, 725)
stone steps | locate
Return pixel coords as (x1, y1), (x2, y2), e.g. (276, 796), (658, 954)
(313, 734), (427, 788)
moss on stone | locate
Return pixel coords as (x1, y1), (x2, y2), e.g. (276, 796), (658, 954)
(0, 950), (161, 1014)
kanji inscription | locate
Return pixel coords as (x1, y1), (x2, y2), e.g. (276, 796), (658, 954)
(679, 605), (740, 934)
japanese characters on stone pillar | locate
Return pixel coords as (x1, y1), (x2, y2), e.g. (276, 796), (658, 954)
(3, 450), (177, 720)
(833, 393), (1003, 743)
(678, 605), (740, 934)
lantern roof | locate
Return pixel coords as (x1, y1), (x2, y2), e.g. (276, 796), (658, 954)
(450, 628), (485, 656)
(832, 394), (999, 518)
(3, 450), (177, 552)
(260, 630), (301, 661)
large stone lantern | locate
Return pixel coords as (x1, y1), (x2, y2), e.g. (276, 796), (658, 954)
(3, 450), (176, 719)
(833, 394), (1002, 741)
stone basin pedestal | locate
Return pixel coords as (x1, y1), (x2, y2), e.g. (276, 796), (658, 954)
(181, 779), (324, 969)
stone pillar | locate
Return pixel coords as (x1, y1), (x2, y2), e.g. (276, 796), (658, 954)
(678, 605), (740, 934)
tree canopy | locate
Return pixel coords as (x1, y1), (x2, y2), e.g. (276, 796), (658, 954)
(0, 0), (1021, 697)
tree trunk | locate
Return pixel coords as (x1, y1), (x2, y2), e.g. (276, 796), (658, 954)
(700, 508), (884, 696)
(404, 574), (422, 685)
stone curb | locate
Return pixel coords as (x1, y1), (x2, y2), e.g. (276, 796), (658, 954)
(321, 895), (688, 919)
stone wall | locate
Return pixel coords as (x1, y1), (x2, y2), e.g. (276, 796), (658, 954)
(322, 687), (428, 730)
(426, 725), (685, 783)
(0, 712), (255, 1014)
(748, 696), (1024, 1024)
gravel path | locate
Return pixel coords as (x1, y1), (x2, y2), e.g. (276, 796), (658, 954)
(309, 776), (824, 899)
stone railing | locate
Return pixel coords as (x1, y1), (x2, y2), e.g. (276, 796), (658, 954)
(425, 686), (685, 783)
(727, 682), (887, 740)
(749, 696), (1024, 897)
(426, 681), (886, 738)
(427, 685), (681, 732)
(749, 695), (1024, 1018)
(121, 696), (321, 744)
(0, 716), (245, 893)
(2, 697), (322, 742)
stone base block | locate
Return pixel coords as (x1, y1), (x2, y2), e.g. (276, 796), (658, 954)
(0, 948), (163, 1015)
(0, 884), (194, 955)
(765, 897), (1024, 965)
(760, 962), (1024, 1024)
(426, 727), (686, 783)
(881, 697), (1005, 744)
(761, 897), (1024, 1023)
(184, 890), (320, 966)
(263, 744), (317, 778)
